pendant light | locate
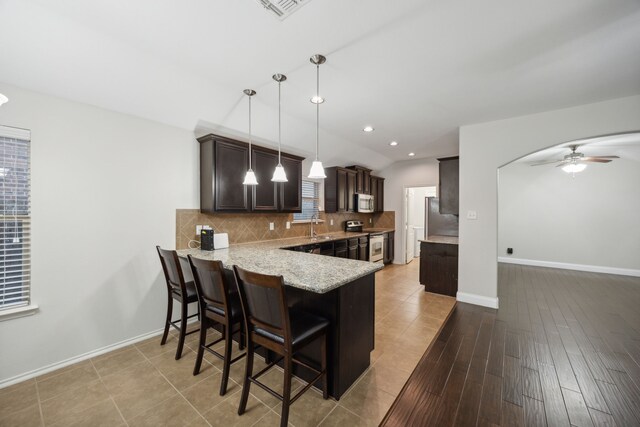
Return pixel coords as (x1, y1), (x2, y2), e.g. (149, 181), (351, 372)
(308, 54), (327, 179)
(271, 74), (288, 182)
(242, 89), (258, 186)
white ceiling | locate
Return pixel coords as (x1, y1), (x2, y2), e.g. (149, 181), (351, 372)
(1, 0), (640, 171)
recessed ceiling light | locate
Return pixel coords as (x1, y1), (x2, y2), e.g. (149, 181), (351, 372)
(0, 93), (8, 106)
(310, 95), (325, 104)
(363, 126), (374, 132)
(408, 152), (415, 157)
(389, 141), (398, 146)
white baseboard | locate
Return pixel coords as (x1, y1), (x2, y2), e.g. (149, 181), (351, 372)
(0, 317), (198, 389)
(457, 292), (499, 309)
(498, 257), (640, 277)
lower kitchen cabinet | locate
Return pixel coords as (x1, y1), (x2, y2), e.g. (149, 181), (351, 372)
(383, 231), (394, 264)
(358, 237), (368, 261)
(419, 241), (458, 296)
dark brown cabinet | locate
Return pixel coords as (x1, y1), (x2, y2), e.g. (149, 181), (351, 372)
(325, 167), (357, 213)
(251, 148), (278, 211)
(334, 240), (348, 258)
(200, 136), (249, 212)
(383, 231), (395, 264)
(438, 156), (459, 215)
(198, 134), (303, 213)
(419, 241), (458, 296)
(358, 237), (368, 261)
(348, 238), (359, 260)
(347, 166), (371, 195)
(279, 155), (302, 212)
(370, 176), (385, 212)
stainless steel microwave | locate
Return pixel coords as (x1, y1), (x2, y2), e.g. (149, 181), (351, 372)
(356, 193), (374, 213)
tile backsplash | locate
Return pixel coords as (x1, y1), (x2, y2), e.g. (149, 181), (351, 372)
(176, 209), (395, 249)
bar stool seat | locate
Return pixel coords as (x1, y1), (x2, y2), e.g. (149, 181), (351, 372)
(255, 310), (328, 346)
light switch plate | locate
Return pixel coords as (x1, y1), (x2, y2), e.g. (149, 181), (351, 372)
(269, 222), (275, 231)
(467, 210), (478, 220)
(286, 221), (290, 229)
(369, 218), (372, 224)
(330, 219), (334, 226)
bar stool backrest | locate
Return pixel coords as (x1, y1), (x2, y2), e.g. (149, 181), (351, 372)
(188, 256), (228, 312)
(156, 246), (188, 298)
(233, 265), (291, 348)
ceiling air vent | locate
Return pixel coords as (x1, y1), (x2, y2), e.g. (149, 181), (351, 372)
(255, 0), (312, 21)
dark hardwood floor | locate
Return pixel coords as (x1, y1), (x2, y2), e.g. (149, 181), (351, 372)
(381, 263), (640, 426)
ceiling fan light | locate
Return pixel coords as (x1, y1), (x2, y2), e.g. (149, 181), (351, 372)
(0, 93), (8, 106)
(562, 163), (587, 173)
(243, 169), (258, 185)
(271, 164), (288, 182)
(308, 160), (326, 179)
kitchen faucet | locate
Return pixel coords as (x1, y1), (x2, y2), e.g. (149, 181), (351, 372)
(310, 213), (319, 238)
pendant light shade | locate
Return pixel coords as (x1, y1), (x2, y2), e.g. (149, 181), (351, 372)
(271, 74), (288, 183)
(308, 54), (327, 180)
(242, 89), (258, 186)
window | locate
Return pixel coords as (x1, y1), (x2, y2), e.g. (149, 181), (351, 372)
(293, 179), (320, 222)
(0, 126), (31, 311)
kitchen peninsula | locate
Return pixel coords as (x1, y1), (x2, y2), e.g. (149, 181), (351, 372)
(178, 234), (383, 399)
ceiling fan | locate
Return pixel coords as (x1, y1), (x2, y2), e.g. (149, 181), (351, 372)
(531, 144), (619, 173)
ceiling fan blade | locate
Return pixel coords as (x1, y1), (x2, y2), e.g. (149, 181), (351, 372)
(582, 155), (619, 160)
(531, 159), (563, 166)
(582, 158), (612, 163)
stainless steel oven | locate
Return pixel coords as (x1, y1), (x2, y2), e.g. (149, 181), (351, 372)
(369, 233), (384, 263)
(356, 193), (374, 213)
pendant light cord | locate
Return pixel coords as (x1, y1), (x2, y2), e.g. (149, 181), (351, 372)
(316, 63), (320, 161)
(248, 94), (252, 168)
(278, 80), (282, 164)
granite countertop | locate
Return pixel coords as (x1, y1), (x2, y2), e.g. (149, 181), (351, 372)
(420, 235), (459, 245)
(362, 227), (395, 233)
(178, 232), (383, 294)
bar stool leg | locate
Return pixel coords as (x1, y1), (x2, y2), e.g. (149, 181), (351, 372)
(281, 355), (293, 427)
(176, 300), (188, 360)
(321, 333), (328, 399)
(238, 341), (254, 415)
(193, 317), (207, 375)
(161, 294), (173, 345)
(220, 322), (233, 395)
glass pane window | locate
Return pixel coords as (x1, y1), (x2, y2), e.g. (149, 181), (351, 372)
(293, 180), (320, 221)
(0, 126), (31, 310)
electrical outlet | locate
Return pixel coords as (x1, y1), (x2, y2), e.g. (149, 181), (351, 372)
(330, 219), (333, 226)
(507, 248), (513, 255)
(467, 210), (478, 220)
(196, 225), (203, 235)
(286, 221), (291, 229)
(269, 222), (275, 231)
(369, 218), (372, 224)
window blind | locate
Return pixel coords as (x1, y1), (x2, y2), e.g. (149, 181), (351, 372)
(0, 126), (31, 310)
(293, 180), (320, 221)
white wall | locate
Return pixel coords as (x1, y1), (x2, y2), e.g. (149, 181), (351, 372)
(0, 83), (199, 384)
(498, 158), (640, 272)
(377, 158), (440, 265)
(459, 95), (640, 308)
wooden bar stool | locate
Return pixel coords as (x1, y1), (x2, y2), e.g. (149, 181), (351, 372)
(188, 255), (246, 395)
(156, 246), (200, 360)
(233, 265), (329, 427)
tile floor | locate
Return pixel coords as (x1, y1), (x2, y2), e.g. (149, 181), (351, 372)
(0, 260), (456, 427)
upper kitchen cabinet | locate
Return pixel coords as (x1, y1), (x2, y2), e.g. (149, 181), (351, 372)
(200, 135), (249, 212)
(279, 154), (302, 212)
(324, 167), (357, 213)
(370, 176), (385, 212)
(347, 166), (371, 194)
(251, 148), (278, 211)
(438, 156), (459, 215)
(198, 134), (303, 213)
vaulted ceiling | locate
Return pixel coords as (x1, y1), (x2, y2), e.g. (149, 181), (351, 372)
(1, 0), (639, 171)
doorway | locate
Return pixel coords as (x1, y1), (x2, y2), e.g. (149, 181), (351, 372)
(404, 186), (437, 263)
